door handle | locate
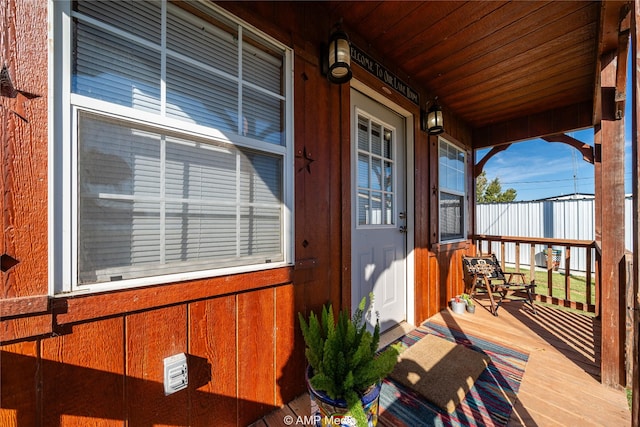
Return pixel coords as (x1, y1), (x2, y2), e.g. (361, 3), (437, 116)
(399, 226), (407, 233)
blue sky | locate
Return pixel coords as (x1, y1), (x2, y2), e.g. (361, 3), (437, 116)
(476, 61), (633, 201)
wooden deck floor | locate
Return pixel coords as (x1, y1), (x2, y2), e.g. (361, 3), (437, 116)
(251, 302), (631, 427)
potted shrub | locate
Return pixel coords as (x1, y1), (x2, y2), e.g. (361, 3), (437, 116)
(298, 294), (400, 427)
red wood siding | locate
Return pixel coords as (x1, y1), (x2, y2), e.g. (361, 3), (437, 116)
(1, 287), (297, 425)
(238, 288), (276, 425)
(1, 0), (50, 344)
(274, 283), (302, 407)
(188, 295), (237, 427)
(42, 318), (125, 425)
(0, 343), (39, 426)
(126, 306), (188, 426)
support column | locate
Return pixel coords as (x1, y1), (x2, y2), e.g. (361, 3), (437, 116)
(597, 45), (627, 387)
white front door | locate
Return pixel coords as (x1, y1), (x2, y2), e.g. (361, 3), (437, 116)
(351, 89), (407, 332)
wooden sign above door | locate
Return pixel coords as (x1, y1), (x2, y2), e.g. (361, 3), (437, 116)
(350, 44), (420, 106)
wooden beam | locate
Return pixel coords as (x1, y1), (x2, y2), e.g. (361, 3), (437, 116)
(473, 100), (593, 149)
(541, 133), (595, 164)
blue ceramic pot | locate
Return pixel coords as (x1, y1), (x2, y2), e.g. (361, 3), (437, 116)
(306, 366), (381, 427)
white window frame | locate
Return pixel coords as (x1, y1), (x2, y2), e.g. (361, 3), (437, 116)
(49, 1), (294, 295)
(438, 136), (467, 243)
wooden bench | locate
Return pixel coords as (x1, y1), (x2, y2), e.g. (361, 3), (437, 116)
(462, 254), (537, 316)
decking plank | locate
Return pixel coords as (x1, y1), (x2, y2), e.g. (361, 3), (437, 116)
(262, 404), (296, 427)
(286, 393), (311, 418)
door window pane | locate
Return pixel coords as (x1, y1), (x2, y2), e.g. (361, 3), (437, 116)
(356, 114), (395, 226)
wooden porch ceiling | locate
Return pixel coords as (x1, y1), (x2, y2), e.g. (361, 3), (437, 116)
(325, 1), (629, 148)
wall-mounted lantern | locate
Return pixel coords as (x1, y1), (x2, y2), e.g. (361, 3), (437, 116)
(324, 24), (352, 84)
(421, 98), (444, 135)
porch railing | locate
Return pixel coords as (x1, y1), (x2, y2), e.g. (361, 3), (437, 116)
(471, 235), (599, 313)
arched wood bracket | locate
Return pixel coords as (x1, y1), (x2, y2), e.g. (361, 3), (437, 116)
(474, 133), (594, 178)
(541, 133), (595, 164)
(474, 144), (511, 178)
(0, 65), (41, 123)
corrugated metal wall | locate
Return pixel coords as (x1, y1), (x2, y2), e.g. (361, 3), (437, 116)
(476, 196), (633, 272)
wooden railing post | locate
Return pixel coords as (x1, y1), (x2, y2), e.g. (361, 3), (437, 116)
(587, 247), (593, 306)
(547, 246), (554, 297)
(596, 245), (601, 317)
(529, 244), (536, 284)
(565, 246), (571, 301)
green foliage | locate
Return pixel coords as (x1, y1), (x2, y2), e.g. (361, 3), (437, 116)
(476, 170), (517, 203)
(298, 294), (401, 427)
(460, 293), (474, 307)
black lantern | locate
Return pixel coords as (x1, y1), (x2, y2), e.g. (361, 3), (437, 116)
(425, 99), (444, 135)
(326, 26), (352, 84)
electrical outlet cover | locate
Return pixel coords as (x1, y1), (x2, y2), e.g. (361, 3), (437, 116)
(163, 353), (188, 395)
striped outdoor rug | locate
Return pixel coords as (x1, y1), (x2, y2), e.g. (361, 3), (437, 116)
(379, 322), (529, 427)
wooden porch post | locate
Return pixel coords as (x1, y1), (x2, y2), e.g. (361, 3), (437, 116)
(631, 0), (640, 423)
(597, 44), (627, 387)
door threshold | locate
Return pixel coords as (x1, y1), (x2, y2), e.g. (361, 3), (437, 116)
(378, 321), (414, 350)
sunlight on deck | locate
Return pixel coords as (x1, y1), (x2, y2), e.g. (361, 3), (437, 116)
(252, 301), (631, 427)
(429, 302), (628, 426)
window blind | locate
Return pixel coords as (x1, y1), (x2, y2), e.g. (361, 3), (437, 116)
(78, 113), (283, 284)
(72, 1), (285, 144)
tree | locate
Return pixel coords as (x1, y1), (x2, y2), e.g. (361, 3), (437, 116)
(476, 171), (517, 203)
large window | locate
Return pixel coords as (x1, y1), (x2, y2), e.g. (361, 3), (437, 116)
(438, 138), (466, 242)
(53, 1), (293, 292)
